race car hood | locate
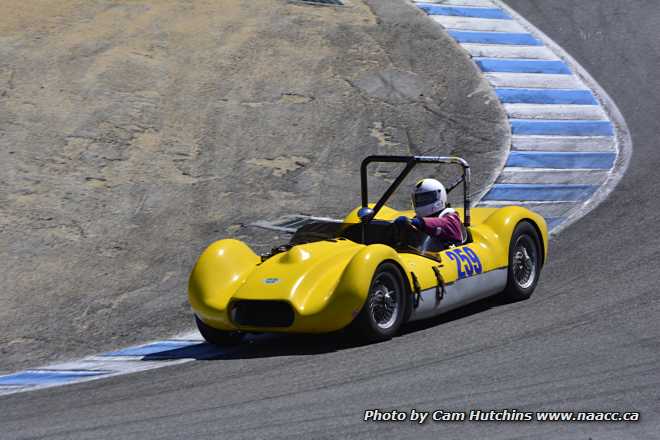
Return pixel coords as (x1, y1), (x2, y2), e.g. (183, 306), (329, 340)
(233, 239), (363, 316)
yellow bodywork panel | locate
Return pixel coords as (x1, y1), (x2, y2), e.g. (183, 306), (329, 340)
(189, 204), (548, 333)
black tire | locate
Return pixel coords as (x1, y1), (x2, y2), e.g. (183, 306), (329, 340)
(348, 262), (407, 342)
(502, 221), (542, 301)
(195, 315), (244, 346)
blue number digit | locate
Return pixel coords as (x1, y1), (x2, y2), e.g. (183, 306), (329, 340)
(446, 250), (466, 279)
(455, 248), (474, 277)
(463, 248), (483, 274)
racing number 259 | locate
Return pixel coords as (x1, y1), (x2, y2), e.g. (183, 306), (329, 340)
(446, 247), (482, 279)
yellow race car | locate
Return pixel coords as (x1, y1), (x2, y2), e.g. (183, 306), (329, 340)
(188, 155), (548, 345)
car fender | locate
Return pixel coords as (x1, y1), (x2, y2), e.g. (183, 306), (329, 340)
(325, 244), (414, 329)
(480, 206), (549, 266)
(188, 239), (260, 323)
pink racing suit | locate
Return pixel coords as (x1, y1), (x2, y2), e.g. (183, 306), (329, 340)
(418, 208), (463, 244)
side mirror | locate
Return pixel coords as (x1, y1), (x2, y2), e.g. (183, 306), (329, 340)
(357, 207), (374, 223)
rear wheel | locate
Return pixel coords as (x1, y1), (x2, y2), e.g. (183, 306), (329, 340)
(348, 262), (406, 342)
(195, 315), (244, 346)
(502, 221), (542, 301)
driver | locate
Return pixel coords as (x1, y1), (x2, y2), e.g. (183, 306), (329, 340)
(395, 178), (463, 245)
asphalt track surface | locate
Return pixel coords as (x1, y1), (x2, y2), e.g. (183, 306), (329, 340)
(2, 1), (660, 439)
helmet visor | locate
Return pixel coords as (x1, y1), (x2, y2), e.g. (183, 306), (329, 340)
(414, 190), (438, 207)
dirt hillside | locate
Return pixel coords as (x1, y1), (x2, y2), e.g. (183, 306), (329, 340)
(0, 0), (508, 371)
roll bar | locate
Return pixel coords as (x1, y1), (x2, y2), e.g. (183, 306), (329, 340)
(359, 155), (471, 235)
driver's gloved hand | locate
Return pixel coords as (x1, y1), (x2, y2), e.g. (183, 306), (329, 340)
(394, 216), (410, 226)
(411, 218), (423, 229)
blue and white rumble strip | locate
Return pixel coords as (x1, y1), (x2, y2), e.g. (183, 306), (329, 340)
(415, 0), (631, 233)
(0, 334), (203, 395)
(0, 0), (632, 397)
(0, 333), (281, 396)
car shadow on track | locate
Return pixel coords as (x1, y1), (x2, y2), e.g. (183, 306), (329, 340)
(140, 333), (342, 361)
(399, 294), (518, 336)
(141, 295), (518, 362)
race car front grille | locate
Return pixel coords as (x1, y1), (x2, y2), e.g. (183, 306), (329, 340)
(230, 300), (295, 328)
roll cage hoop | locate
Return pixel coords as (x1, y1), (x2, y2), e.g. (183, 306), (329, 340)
(359, 155), (471, 244)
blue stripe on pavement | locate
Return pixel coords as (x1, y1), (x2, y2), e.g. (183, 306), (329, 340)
(0, 370), (110, 386)
(496, 88), (597, 105)
(482, 184), (598, 201)
(475, 58), (571, 74)
(410, 0), (624, 236)
(448, 30), (542, 46)
(417, 4), (511, 19)
(102, 340), (201, 357)
(510, 119), (614, 136)
(506, 151), (616, 169)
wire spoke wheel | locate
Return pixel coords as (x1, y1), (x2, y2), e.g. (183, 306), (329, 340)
(368, 272), (400, 329)
(503, 221), (542, 301)
(348, 262), (406, 342)
(512, 235), (537, 289)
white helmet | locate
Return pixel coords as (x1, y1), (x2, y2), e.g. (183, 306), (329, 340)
(412, 178), (447, 217)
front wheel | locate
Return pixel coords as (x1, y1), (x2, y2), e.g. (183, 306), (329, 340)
(348, 262), (406, 342)
(195, 315), (244, 346)
(502, 221), (542, 301)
